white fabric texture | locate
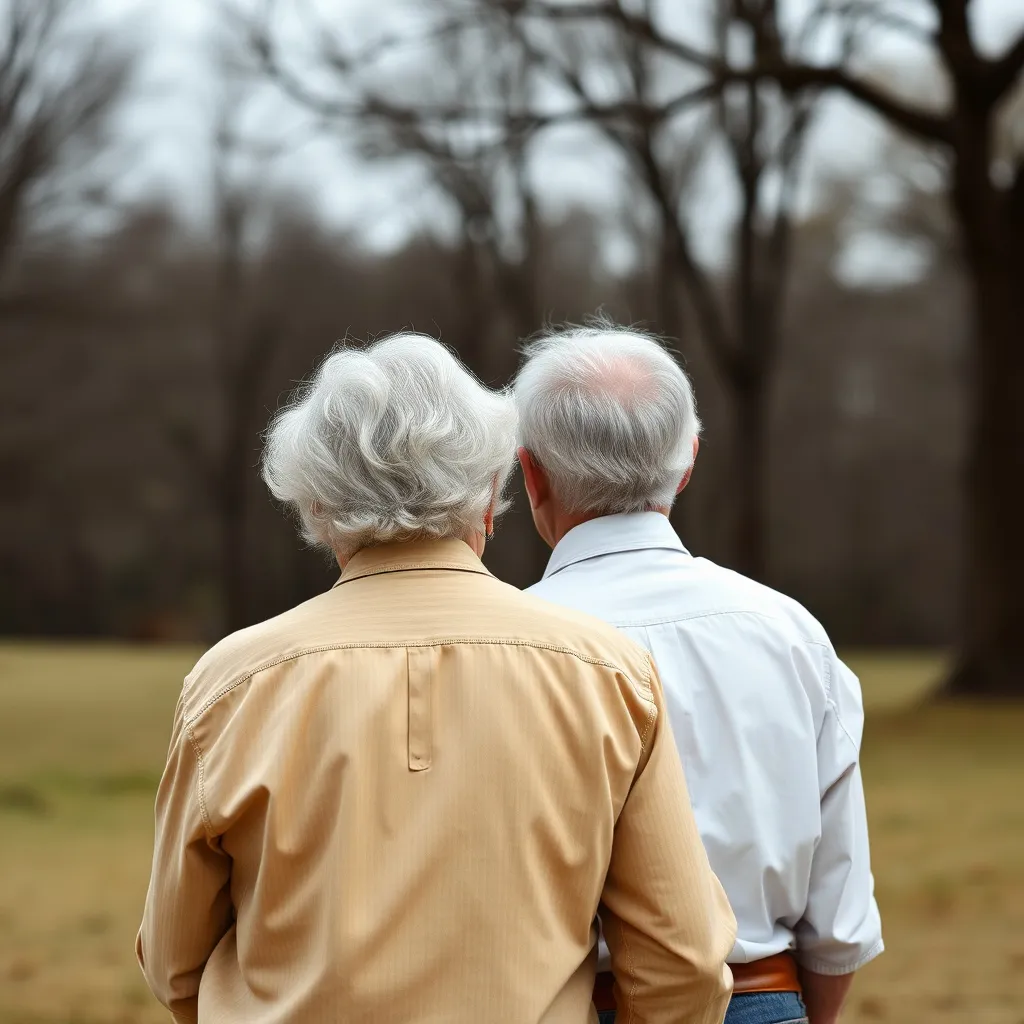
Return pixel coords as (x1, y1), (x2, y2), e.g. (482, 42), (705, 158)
(528, 512), (884, 975)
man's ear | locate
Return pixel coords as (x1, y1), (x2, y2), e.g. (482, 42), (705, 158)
(676, 437), (700, 495)
(518, 447), (548, 510)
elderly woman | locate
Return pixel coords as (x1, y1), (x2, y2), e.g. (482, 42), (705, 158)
(136, 333), (734, 1024)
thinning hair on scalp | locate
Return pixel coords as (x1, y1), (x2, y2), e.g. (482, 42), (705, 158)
(262, 333), (518, 556)
(514, 320), (701, 515)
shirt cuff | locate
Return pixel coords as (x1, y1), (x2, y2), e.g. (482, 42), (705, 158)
(796, 938), (885, 976)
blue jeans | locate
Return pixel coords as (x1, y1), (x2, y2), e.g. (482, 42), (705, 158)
(598, 991), (807, 1024)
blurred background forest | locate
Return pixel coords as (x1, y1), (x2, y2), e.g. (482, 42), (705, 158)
(1, 0), (1023, 675)
(2, 4), (1024, 1024)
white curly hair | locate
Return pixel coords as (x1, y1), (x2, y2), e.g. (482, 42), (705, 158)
(263, 333), (518, 556)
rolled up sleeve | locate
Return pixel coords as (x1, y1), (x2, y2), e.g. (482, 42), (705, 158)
(600, 659), (736, 1024)
(136, 688), (233, 1021)
(795, 654), (884, 975)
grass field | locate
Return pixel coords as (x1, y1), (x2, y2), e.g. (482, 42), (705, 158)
(0, 644), (1022, 1024)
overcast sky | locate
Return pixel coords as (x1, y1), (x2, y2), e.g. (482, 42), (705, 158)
(100, 0), (1024, 281)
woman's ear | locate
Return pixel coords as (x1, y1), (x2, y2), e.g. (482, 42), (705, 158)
(484, 477), (498, 539)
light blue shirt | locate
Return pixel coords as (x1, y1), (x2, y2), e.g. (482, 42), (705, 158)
(528, 512), (884, 975)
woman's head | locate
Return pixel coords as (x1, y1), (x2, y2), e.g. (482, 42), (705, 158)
(262, 333), (518, 559)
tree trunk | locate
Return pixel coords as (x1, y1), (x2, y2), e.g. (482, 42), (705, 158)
(453, 232), (491, 374)
(219, 465), (249, 638)
(733, 374), (768, 582)
(216, 380), (256, 639)
(946, 128), (1024, 696)
(946, 226), (1024, 696)
(656, 233), (685, 346)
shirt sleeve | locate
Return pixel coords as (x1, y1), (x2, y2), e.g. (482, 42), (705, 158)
(794, 651), (884, 975)
(136, 687), (233, 1021)
(600, 657), (736, 1024)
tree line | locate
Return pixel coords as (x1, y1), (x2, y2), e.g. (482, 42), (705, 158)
(241, 0), (1023, 695)
(0, 189), (967, 656)
(1, 0), (1021, 695)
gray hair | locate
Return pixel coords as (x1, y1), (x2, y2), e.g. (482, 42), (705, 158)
(514, 321), (701, 514)
(263, 333), (518, 555)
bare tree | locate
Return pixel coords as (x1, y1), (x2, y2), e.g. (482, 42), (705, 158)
(238, 1), (556, 582)
(169, 72), (284, 637)
(239, 0), (817, 580)
(511, 0), (1024, 693)
(710, 1), (1024, 694)
(510, 0), (816, 579)
(0, 0), (134, 281)
(0, 0), (134, 589)
(230, 0), (1024, 693)
(240, 0), (542, 382)
(504, 0), (1024, 693)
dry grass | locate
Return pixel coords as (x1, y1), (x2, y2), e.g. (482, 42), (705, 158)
(0, 643), (1022, 1024)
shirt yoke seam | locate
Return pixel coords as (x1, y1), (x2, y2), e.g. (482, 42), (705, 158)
(599, 607), (825, 641)
(184, 638), (653, 728)
(623, 616), (848, 741)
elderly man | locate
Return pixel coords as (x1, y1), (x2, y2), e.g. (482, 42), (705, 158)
(137, 333), (735, 1024)
(514, 322), (883, 1024)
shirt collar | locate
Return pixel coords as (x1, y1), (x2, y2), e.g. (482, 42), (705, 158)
(334, 539), (493, 587)
(542, 512), (689, 580)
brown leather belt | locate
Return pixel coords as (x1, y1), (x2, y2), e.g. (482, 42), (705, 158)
(593, 952), (801, 1012)
(729, 952), (802, 994)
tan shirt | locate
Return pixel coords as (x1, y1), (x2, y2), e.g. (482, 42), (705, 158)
(137, 539), (735, 1024)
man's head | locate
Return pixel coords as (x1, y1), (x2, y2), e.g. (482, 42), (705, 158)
(262, 333), (518, 563)
(514, 321), (700, 548)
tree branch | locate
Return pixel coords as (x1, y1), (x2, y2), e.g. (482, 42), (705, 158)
(514, 0), (715, 69)
(986, 27), (1024, 102)
(514, 0), (952, 144)
(932, 0), (978, 80)
(759, 99), (815, 368)
(730, 62), (953, 145)
(824, 0), (937, 45)
(320, 13), (476, 74)
(257, 25), (717, 142)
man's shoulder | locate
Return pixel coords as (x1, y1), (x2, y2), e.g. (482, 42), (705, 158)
(530, 551), (831, 648)
(687, 558), (831, 644)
